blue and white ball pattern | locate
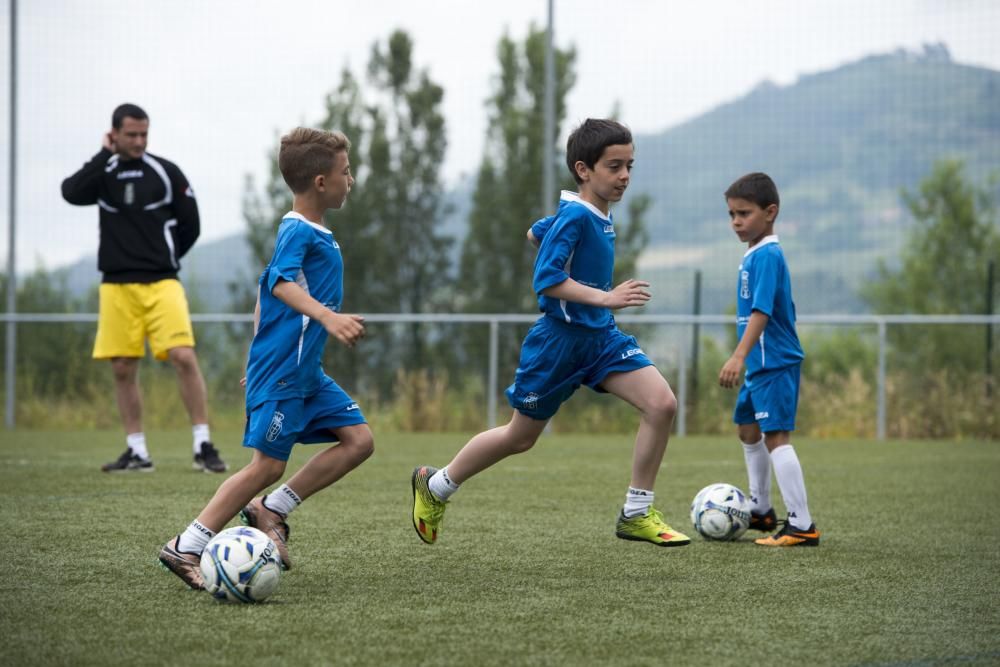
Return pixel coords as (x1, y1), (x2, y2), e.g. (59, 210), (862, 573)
(690, 483), (752, 541)
(200, 526), (282, 602)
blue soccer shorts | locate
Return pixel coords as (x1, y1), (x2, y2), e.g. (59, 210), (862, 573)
(243, 375), (367, 461)
(733, 363), (801, 433)
(505, 316), (654, 420)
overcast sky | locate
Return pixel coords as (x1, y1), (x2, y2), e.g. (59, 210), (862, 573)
(1, 0), (999, 270)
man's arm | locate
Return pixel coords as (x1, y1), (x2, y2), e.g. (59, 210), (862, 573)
(718, 310), (769, 388)
(61, 147), (114, 206)
(271, 279), (365, 347)
(169, 164), (200, 258)
(541, 277), (651, 310)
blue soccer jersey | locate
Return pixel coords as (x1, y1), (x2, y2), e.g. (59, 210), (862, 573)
(532, 191), (617, 330)
(245, 212), (345, 410)
(736, 235), (805, 378)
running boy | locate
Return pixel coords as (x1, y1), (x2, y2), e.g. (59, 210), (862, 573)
(412, 118), (690, 548)
(718, 172), (819, 546)
(160, 127), (373, 588)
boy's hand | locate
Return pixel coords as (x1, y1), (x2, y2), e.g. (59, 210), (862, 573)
(718, 355), (745, 388)
(603, 279), (651, 310)
(320, 312), (366, 347)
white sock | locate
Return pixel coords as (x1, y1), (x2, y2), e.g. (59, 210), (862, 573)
(263, 484), (302, 518)
(428, 467), (460, 501)
(192, 424), (211, 454)
(770, 444), (813, 530)
(623, 487), (654, 518)
(126, 432), (149, 460)
(176, 520), (214, 555)
(741, 437), (772, 513)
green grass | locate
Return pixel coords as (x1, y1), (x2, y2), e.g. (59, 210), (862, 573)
(2, 431), (999, 666)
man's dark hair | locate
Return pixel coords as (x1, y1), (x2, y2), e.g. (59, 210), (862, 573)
(565, 118), (633, 184)
(112, 103), (148, 129)
(724, 172), (780, 209)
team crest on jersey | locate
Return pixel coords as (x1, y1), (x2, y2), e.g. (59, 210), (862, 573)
(265, 411), (285, 442)
(603, 225), (614, 234)
(740, 270), (750, 299)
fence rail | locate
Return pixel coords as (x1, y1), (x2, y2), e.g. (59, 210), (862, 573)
(3, 312), (998, 436)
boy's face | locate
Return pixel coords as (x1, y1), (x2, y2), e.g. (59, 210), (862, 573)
(576, 143), (634, 208)
(318, 151), (354, 209)
(727, 197), (777, 246)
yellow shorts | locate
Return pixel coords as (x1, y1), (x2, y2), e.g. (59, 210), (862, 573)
(93, 279), (196, 361)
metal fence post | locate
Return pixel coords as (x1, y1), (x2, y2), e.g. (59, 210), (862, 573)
(877, 319), (887, 441)
(676, 345), (687, 437)
(488, 318), (499, 429)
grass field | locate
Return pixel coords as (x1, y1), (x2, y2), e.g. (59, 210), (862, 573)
(2, 430), (999, 666)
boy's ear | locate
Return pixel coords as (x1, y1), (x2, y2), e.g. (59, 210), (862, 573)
(765, 203), (778, 222)
(574, 160), (590, 182)
(313, 173), (325, 191)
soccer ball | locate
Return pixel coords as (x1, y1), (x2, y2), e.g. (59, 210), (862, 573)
(200, 526), (282, 603)
(690, 483), (752, 541)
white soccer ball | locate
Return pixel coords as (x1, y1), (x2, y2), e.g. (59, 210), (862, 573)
(200, 526), (282, 603)
(690, 483), (752, 541)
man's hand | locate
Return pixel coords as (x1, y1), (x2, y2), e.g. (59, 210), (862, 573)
(602, 279), (651, 310)
(320, 312), (366, 347)
(718, 354), (745, 389)
(102, 131), (116, 153)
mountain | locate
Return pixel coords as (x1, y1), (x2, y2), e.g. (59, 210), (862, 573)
(54, 46), (1000, 315)
(627, 44), (1000, 313)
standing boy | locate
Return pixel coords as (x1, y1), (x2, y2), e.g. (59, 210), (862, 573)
(718, 172), (820, 546)
(61, 103), (226, 474)
(411, 119), (690, 548)
(159, 127), (373, 588)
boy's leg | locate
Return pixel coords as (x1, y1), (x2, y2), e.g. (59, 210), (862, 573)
(282, 424), (374, 499)
(160, 450), (285, 588)
(601, 366), (690, 547)
(412, 411), (548, 544)
(737, 422), (776, 530)
(599, 366), (676, 490)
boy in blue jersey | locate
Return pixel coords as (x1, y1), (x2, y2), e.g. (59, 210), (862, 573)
(412, 119), (690, 547)
(159, 128), (373, 588)
(718, 172), (819, 547)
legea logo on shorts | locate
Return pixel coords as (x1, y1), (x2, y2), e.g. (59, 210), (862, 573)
(755, 411), (769, 420)
(346, 403), (358, 411)
(523, 393), (539, 411)
(621, 347), (643, 360)
(266, 411), (285, 442)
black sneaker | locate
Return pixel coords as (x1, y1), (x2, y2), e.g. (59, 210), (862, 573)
(193, 442), (228, 473)
(101, 448), (154, 473)
(748, 507), (778, 532)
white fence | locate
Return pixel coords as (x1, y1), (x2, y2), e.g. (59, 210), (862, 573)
(2, 312), (998, 437)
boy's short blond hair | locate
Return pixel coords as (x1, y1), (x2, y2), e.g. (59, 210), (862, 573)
(278, 127), (351, 194)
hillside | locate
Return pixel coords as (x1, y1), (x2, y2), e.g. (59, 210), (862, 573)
(629, 45), (1000, 313)
(55, 46), (1000, 315)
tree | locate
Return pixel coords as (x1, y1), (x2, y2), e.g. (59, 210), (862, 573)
(237, 30), (453, 394)
(863, 159), (1000, 373)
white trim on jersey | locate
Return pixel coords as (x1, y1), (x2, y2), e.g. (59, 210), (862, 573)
(97, 198), (119, 213)
(559, 190), (611, 222)
(141, 154), (173, 211)
(759, 331), (766, 368)
(283, 211), (332, 235)
(163, 219), (179, 268)
(104, 154), (119, 173)
(560, 247), (576, 323)
(295, 268), (311, 365)
(743, 234), (780, 258)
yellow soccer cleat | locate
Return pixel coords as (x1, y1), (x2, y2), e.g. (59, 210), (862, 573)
(615, 507), (691, 547)
(411, 466), (448, 544)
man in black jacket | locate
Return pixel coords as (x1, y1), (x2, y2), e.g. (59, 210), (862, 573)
(62, 103), (227, 474)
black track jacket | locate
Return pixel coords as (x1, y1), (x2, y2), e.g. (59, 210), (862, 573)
(61, 148), (200, 283)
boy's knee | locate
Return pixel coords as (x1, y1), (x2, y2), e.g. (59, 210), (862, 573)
(248, 457), (286, 485)
(646, 390), (677, 423)
(339, 427), (374, 463)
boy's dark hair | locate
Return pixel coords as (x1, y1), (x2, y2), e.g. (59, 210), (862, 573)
(112, 103), (148, 129)
(724, 172), (780, 209)
(278, 127), (351, 194)
(565, 118), (633, 184)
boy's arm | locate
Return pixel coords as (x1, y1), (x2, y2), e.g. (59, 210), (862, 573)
(542, 278), (651, 310)
(252, 285), (261, 336)
(271, 279), (365, 347)
(719, 310), (769, 388)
